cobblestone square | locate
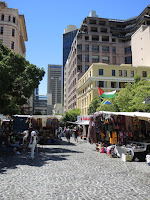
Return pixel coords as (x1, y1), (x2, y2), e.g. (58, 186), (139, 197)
(0, 138), (150, 200)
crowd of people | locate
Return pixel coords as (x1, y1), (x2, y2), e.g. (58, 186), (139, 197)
(57, 126), (81, 143)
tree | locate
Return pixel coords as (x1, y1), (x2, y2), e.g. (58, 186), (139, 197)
(60, 109), (81, 127)
(0, 42), (45, 115)
(87, 97), (101, 115)
(95, 75), (150, 113)
(96, 98), (119, 112)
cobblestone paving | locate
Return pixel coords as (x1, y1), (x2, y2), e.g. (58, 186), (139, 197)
(1, 138), (150, 200)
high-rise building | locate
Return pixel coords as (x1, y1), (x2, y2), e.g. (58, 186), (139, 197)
(64, 6), (150, 112)
(0, 1), (28, 57)
(47, 65), (62, 114)
(63, 25), (78, 68)
(62, 25), (78, 110)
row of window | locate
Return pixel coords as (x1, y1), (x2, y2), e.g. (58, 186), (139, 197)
(89, 27), (108, 33)
(1, 14), (16, 23)
(77, 44), (131, 55)
(0, 27), (15, 36)
(89, 19), (107, 25)
(77, 34), (116, 43)
(77, 54), (131, 65)
(99, 69), (147, 77)
(77, 44), (116, 53)
(99, 81), (126, 89)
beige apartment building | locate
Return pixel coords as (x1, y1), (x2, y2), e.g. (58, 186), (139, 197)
(64, 5), (150, 112)
(77, 63), (150, 115)
(131, 25), (150, 67)
(0, 1), (28, 57)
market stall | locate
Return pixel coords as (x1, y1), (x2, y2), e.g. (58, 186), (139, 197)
(89, 111), (150, 161)
(13, 115), (61, 145)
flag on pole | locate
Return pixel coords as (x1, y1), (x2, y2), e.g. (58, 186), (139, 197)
(101, 99), (112, 105)
(97, 86), (104, 96)
(97, 86), (116, 98)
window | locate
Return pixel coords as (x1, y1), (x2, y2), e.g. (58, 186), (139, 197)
(99, 81), (104, 87)
(11, 41), (14, 50)
(101, 28), (107, 33)
(77, 65), (82, 72)
(119, 82), (126, 88)
(99, 69), (103, 75)
(102, 56), (109, 63)
(92, 35), (99, 41)
(92, 45), (99, 52)
(142, 71), (147, 77)
(85, 66), (89, 71)
(1, 27), (3, 34)
(91, 27), (97, 32)
(119, 70), (122, 76)
(92, 55), (99, 62)
(1, 14), (4, 21)
(124, 70), (127, 77)
(85, 55), (89, 62)
(111, 82), (116, 88)
(102, 36), (109, 42)
(85, 45), (89, 51)
(77, 55), (82, 61)
(102, 46), (109, 52)
(130, 71), (134, 77)
(112, 70), (115, 76)
(112, 47), (116, 53)
(85, 36), (89, 40)
(77, 45), (82, 51)
(125, 56), (132, 64)
(12, 29), (15, 37)
(112, 38), (116, 42)
(13, 17), (16, 23)
(8, 16), (11, 21)
(99, 20), (106, 25)
(89, 20), (96, 24)
(125, 46), (131, 54)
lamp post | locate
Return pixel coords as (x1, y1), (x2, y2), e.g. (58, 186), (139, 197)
(51, 77), (61, 114)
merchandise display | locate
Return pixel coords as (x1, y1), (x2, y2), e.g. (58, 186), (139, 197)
(91, 111), (150, 162)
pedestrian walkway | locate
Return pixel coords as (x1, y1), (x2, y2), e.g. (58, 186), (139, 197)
(0, 137), (150, 200)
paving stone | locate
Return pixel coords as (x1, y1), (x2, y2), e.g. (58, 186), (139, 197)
(0, 137), (150, 199)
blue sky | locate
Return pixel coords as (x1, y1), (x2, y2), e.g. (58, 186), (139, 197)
(6, 0), (150, 95)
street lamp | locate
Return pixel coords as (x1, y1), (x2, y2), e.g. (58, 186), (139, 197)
(51, 77), (61, 114)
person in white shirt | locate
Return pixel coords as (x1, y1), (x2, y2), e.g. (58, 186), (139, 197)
(30, 130), (37, 159)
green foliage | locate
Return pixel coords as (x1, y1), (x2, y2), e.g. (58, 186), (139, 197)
(0, 42), (45, 115)
(96, 98), (119, 112)
(60, 109), (81, 127)
(87, 97), (101, 115)
(96, 76), (150, 113)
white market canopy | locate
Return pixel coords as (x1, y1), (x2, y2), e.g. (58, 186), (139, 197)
(13, 115), (62, 120)
(67, 121), (89, 125)
(94, 111), (150, 121)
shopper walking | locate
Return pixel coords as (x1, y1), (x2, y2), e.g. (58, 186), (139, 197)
(73, 126), (78, 143)
(66, 126), (71, 143)
(29, 130), (37, 159)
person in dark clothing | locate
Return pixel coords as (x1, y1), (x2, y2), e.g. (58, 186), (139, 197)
(73, 126), (78, 143)
(66, 126), (71, 143)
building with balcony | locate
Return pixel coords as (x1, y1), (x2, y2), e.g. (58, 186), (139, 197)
(64, 5), (150, 112)
(77, 63), (150, 115)
(0, 1), (28, 57)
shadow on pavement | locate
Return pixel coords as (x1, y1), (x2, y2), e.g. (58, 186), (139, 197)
(0, 146), (83, 174)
